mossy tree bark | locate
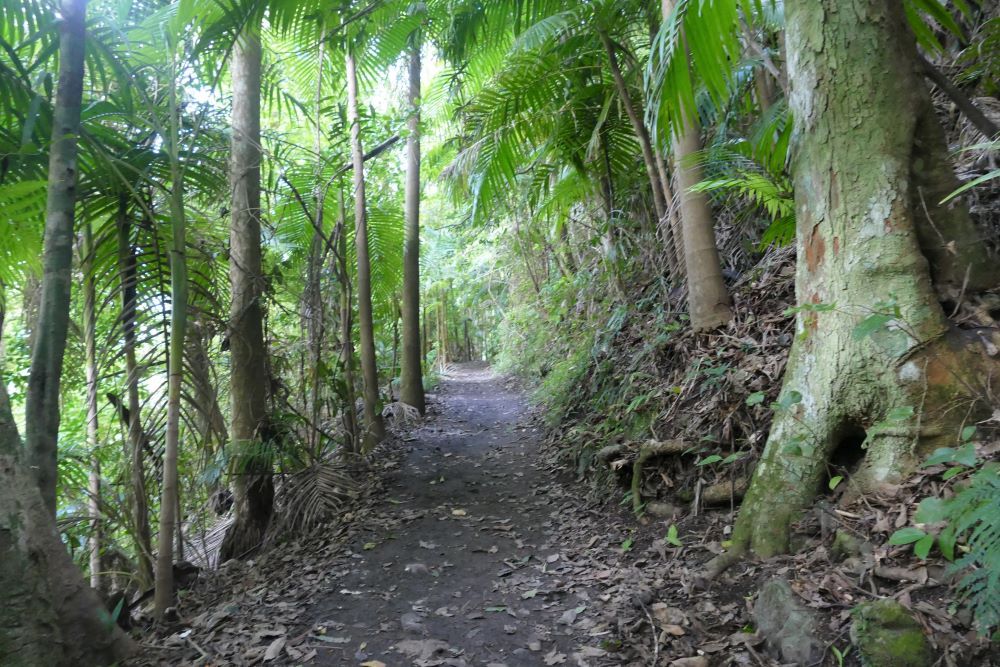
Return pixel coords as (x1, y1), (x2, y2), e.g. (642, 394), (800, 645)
(221, 23), (274, 562)
(400, 38), (426, 415)
(346, 46), (386, 450)
(1, 381), (133, 665)
(728, 0), (999, 560)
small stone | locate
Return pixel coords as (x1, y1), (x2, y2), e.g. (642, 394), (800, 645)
(753, 579), (822, 665)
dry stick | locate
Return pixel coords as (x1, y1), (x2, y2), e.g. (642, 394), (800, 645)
(918, 56), (1000, 139)
(639, 602), (661, 667)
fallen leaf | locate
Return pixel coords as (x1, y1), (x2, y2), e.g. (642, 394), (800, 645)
(543, 649), (567, 665)
(395, 638), (451, 660)
(263, 636), (285, 661)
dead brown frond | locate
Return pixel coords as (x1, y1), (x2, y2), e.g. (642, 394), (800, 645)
(268, 459), (366, 539)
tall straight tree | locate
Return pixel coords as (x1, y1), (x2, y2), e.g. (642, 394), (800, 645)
(117, 196), (154, 586)
(221, 21), (274, 561)
(662, 0), (731, 331)
(82, 220), (102, 591)
(345, 44), (386, 449)
(155, 49), (190, 617)
(25, 0), (87, 514)
(400, 36), (426, 414)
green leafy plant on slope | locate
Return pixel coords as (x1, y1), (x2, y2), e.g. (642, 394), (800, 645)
(889, 430), (1000, 634)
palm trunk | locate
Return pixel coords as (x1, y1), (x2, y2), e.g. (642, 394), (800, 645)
(154, 55), (189, 617)
(721, 0), (1000, 564)
(400, 39), (426, 414)
(116, 197), (153, 587)
(25, 0), (88, 514)
(345, 48), (385, 450)
(662, 0), (732, 331)
(82, 220), (102, 592)
(221, 25), (274, 562)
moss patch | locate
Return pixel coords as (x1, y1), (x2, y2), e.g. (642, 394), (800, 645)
(850, 599), (933, 667)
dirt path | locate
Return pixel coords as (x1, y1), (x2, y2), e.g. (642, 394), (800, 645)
(305, 362), (605, 666)
(139, 363), (666, 666)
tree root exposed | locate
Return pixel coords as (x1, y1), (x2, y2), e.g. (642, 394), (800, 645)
(630, 439), (687, 514)
(623, 439), (749, 514)
(702, 476), (749, 506)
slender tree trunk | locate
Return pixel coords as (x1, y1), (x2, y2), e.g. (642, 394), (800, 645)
(336, 189), (360, 453)
(421, 305), (429, 369)
(21, 275), (41, 356)
(116, 197), (153, 587)
(82, 220), (102, 592)
(598, 31), (668, 228)
(390, 301), (400, 401)
(662, 0), (732, 331)
(25, 0), (87, 514)
(307, 32), (327, 458)
(463, 318), (471, 362)
(0, 284), (6, 356)
(1, 381), (133, 665)
(221, 25), (274, 562)
(155, 56), (189, 617)
(304, 233), (324, 455)
(400, 39), (426, 414)
(187, 319), (227, 454)
(718, 0), (1000, 565)
(437, 293), (449, 370)
(345, 47), (385, 450)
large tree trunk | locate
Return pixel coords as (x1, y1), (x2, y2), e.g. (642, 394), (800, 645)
(345, 48), (386, 451)
(221, 25), (274, 562)
(82, 220), (102, 592)
(721, 0), (999, 563)
(1, 380), (133, 665)
(662, 0), (732, 331)
(25, 0), (87, 514)
(155, 57), (189, 617)
(116, 197), (154, 587)
(400, 39), (426, 415)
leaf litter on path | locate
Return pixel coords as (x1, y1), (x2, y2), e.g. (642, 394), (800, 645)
(131, 363), (999, 667)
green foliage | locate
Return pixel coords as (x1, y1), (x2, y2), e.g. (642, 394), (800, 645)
(946, 462), (1000, 633)
(890, 440), (1000, 633)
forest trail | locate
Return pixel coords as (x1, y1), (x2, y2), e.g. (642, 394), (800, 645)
(304, 362), (605, 666)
